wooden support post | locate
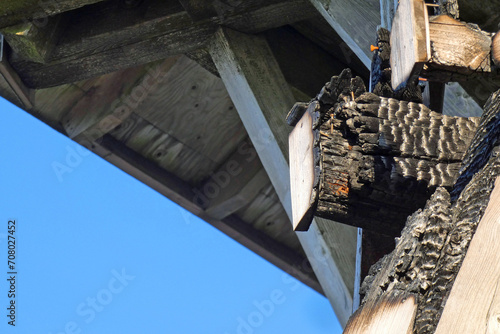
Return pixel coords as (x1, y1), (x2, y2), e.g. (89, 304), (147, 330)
(308, 0), (379, 68)
(0, 35), (33, 109)
(8, 0), (316, 89)
(342, 89), (500, 333)
(1, 14), (67, 63)
(289, 69), (480, 235)
(209, 27), (357, 326)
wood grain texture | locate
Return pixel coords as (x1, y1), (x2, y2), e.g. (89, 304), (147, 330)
(291, 70), (479, 235)
(435, 177), (500, 333)
(210, 27), (357, 326)
(289, 108), (316, 231)
(390, 0), (429, 90)
(10, 0), (316, 88)
(423, 15), (492, 80)
(344, 292), (417, 334)
(0, 48), (33, 110)
(0, 0), (105, 29)
(355, 89), (500, 334)
(133, 56), (245, 165)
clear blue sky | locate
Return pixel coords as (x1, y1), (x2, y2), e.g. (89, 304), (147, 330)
(0, 97), (343, 333)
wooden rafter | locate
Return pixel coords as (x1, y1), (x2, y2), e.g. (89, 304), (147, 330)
(8, 0), (317, 89)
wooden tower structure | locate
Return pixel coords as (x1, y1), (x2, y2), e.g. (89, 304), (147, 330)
(0, 0), (499, 330)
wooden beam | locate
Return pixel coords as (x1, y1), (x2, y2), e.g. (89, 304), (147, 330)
(344, 292), (418, 334)
(9, 0), (316, 88)
(81, 134), (323, 294)
(0, 36), (33, 109)
(1, 14), (67, 63)
(308, 0), (380, 68)
(204, 139), (269, 220)
(435, 176), (500, 333)
(390, 0), (429, 90)
(62, 57), (180, 140)
(0, 0), (105, 29)
(209, 27), (357, 326)
(288, 69), (480, 234)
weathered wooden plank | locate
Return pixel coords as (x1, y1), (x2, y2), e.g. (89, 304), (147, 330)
(0, 0), (105, 29)
(132, 56), (245, 165)
(83, 134), (323, 294)
(390, 0), (429, 90)
(105, 113), (219, 184)
(421, 15), (492, 81)
(209, 26), (357, 326)
(10, 0), (316, 88)
(344, 292), (417, 334)
(204, 139), (269, 219)
(1, 14), (67, 63)
(264, 26), (351, 98)
(434, 176), (500, 333)
(0, 38), (33, 109)
(308, 0), (380, 68)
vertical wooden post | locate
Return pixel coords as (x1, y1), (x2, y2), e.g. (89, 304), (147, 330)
(209, 27), (357, 326)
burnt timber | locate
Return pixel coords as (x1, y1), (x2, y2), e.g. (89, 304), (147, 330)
(1, 0), (500, 330)
(289, 70), (480, 235)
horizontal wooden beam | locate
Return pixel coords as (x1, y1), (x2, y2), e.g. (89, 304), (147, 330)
(1, 13), (68, 63)
(9, 0), (316, 88)
(0, 36), (33, 109)
(0, 0), (105, 29)
(204, 139), (269, 220)
(209, 27), (357, 326)
(81, 134), (323, 294)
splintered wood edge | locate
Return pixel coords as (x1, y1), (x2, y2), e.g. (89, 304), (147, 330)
(344, 293), (418, 334)
(435, 176), (500, 333)
(390, 0), (429, 90)
(289, 110), (316, 231)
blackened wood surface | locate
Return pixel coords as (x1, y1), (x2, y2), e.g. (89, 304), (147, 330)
(293, 70), (479, 235)
(355, 89), (500, 334)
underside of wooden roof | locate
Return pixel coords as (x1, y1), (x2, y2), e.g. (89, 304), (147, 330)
(1, 0), (498, 328)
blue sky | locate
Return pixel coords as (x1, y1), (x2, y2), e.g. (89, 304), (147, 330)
(0, 97), (343, 333)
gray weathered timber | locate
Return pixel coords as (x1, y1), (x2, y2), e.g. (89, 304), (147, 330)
(0, 0), (105, 29)
(209, 27), (357, 326)
(289, 69), (479, 235)
(421, 15), (493, 82)
(0, 42), (33, 109)
(9, 0), (316, 88)
(1, 14), (67, 63)
(350, 89), (500, 334)
(308, 0), (379, 68)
